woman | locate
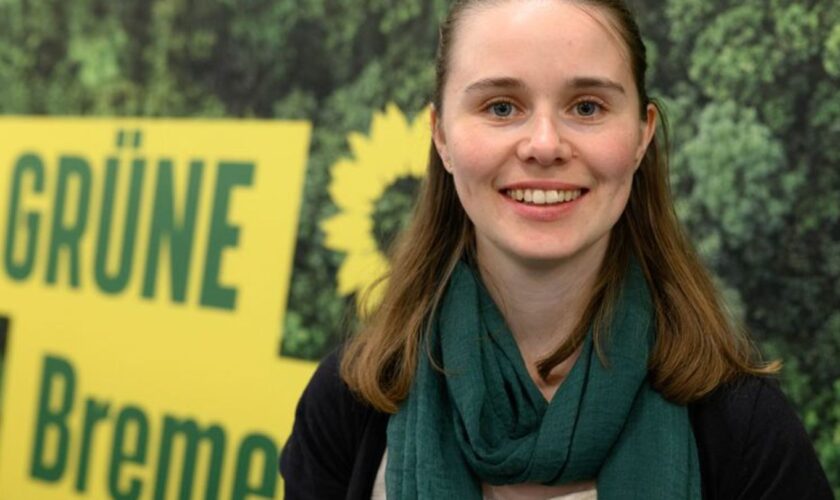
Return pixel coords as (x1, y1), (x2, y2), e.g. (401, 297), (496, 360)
(281, 0), (833, 498)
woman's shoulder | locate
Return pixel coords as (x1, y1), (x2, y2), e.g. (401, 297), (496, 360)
(280, 348), (389, 499)
(283, 347), (384, 454)
(298, 348), (358, 408)
(688, 375), (833, 499)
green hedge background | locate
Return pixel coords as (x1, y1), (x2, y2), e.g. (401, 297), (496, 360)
(1, 0), (837, 493)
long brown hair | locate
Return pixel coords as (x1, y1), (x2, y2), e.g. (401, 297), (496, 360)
(341, 0), (778, 413)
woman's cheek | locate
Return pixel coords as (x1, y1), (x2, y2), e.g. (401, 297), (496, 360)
(450, 136), (497, 180)
(587, 140), (641, 182)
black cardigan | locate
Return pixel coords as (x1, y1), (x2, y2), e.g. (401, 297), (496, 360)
(280, 351), (834, 499)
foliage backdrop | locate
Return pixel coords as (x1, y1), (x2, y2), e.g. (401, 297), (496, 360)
(1, 0), (837, 493)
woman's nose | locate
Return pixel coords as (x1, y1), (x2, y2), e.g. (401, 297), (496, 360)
(516, 114), (573, 166)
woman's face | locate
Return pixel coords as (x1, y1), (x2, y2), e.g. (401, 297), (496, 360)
(433, 0), (656, 271)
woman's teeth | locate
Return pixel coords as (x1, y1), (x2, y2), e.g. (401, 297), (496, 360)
(504, 188), (583, 205)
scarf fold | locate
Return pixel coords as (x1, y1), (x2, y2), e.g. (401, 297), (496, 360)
(386, 261), (701, 499)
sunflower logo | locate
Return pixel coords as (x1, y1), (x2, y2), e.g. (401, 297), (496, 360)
(321, 103), (431, 312)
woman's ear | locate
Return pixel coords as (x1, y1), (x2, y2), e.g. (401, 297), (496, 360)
(635, 103), (658, 169)
(431, 105), (452, 173)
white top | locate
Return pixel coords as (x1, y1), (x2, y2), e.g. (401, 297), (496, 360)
(371, 451), (598, 500)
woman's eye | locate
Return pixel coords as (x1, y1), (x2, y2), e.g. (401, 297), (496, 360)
(574, 100), (601, 117)
(488, 101), (515, 117)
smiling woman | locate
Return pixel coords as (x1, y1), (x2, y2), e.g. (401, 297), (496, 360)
(280, 0), (833, 498)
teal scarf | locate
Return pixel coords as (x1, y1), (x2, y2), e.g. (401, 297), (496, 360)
(386, 261), (701, 498)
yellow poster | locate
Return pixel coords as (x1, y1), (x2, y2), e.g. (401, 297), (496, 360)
(0, 118), (315, 499)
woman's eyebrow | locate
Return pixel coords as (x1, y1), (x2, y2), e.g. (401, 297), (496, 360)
(568, 76), (626, 94)
(464, 77), (525, 94)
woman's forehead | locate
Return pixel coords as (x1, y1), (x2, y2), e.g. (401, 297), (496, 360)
(447, 1), (634, 91)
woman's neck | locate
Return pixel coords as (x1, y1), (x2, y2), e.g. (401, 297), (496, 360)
(476, 238), (607, 398)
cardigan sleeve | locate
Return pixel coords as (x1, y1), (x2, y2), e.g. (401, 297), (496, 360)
(280, 349), (390, 500)
(735, 378), (833, 499)
(280, 350), (359, 499)
(690, 376), (834, 499)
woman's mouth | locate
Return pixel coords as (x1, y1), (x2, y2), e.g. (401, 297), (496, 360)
(503, 188), (585, 206)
